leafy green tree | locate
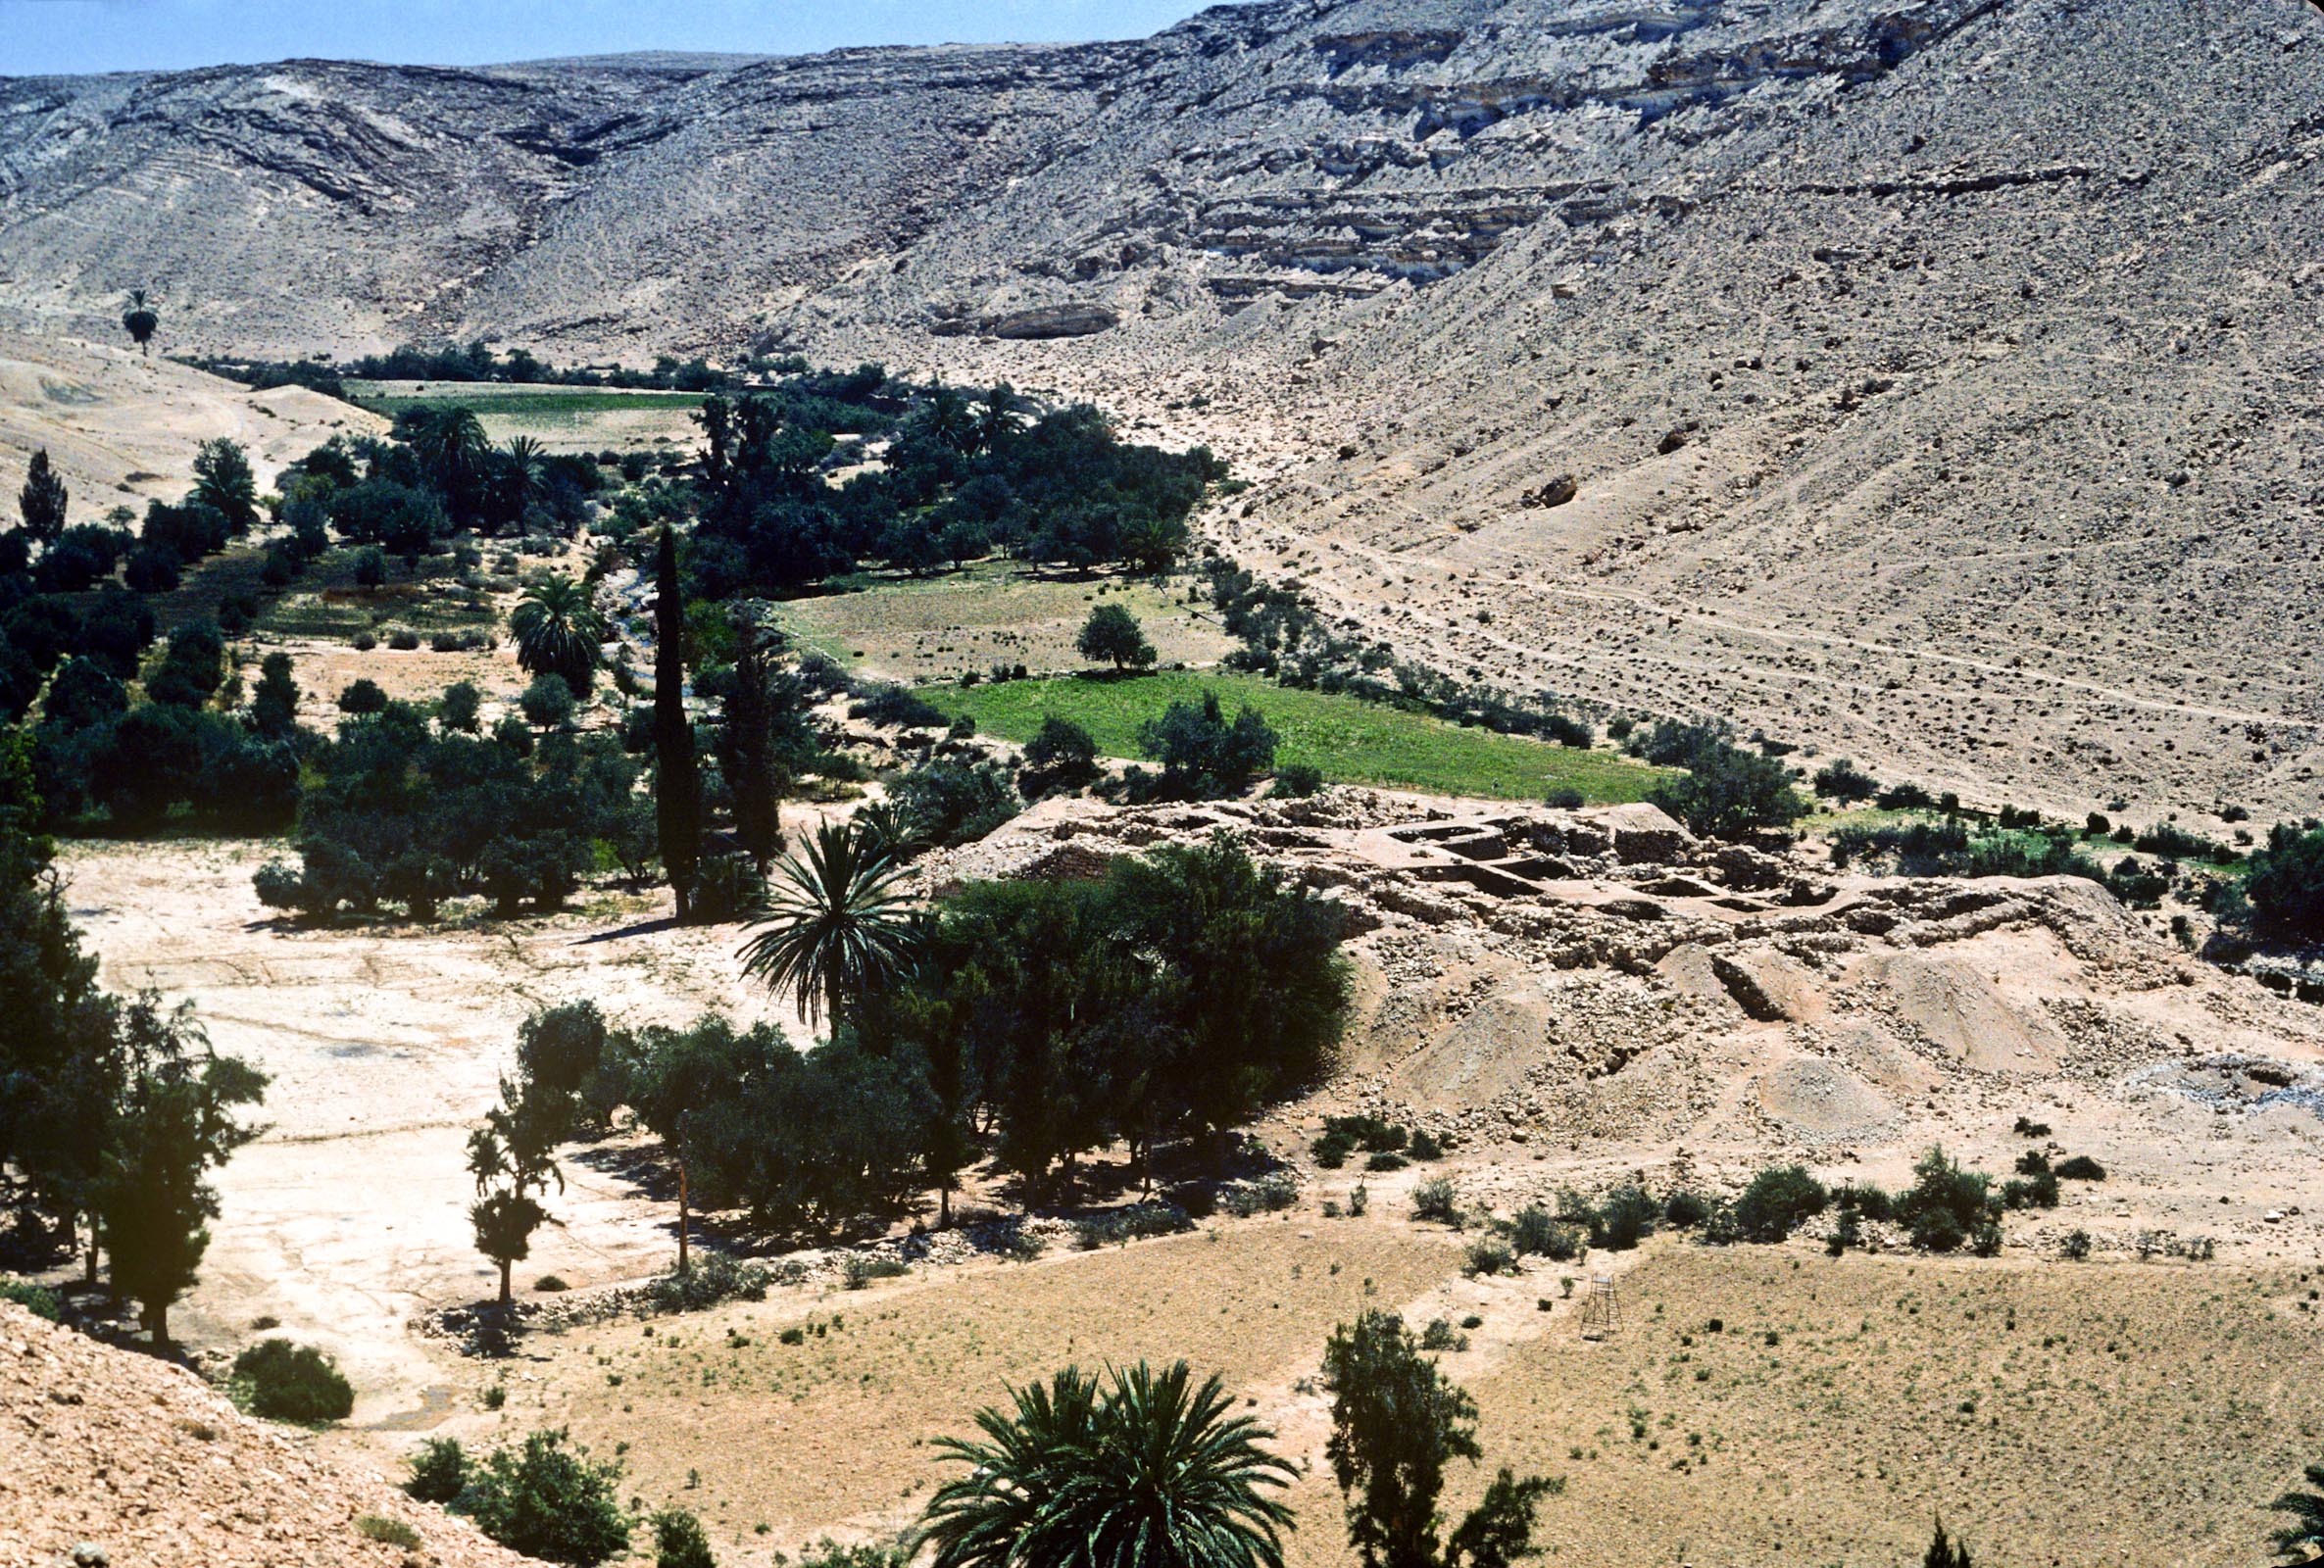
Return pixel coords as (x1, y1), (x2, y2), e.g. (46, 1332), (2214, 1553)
(405, 1437), (470, 1503)
(191, 439), (259, 535)
(1730, 1165), (1829, 1243)
(1648, 734), (1806, 839)
(94, 995), (268, 1343)
(2236, 823), (2324, 944)
(511, 576), (606, 695)
(923, 1361), (1296, 1568)
(1077, 602), (1157, 671)
(439, 679), (483, 734)
(146, 619), (226, 709)
(122, 289), (159, 356)
(520, 673), (578, 731)
(891, 759), (1019, 853)
(249, 651), (300, 738)
(1895, 1147), (2001, 1254)
(609, 1016), (740, 1273)
(1138, 691), (1277, 801)
(718, 612), (802, 870)
(739, 820), (917, 1034)
(468, 1074), (567, 1305)
(1020, 715), (1099, 796)
(231, 1338), (355, 1422)
(2270, 1452), (2324, 1560)
(18, 448), (67, 542)
(654, 525), (701, 918)
(459, 1429), (632, 1566)
(1320, 1310), (1557, 1568)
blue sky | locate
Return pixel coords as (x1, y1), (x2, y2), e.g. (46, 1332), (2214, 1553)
(0, 0), (1215, 74)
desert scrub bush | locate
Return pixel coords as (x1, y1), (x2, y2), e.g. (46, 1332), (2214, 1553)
(230, 1339), (355, 1424)
(1219, 1172), (1300, 1217)
(1502, 1204), (1586, 1262)
(2061, 1229), (2095, 1261)
(387, 627), (421, 651)
(356, 1515), (422, 1549)
(841, 1253), (912, 1289)
(1562, 1184), (1658, 1250)
(1311, 1113), (1409, 1169)
(1896, 1147), (2003, 1254)
(459, 1429), (632, 1566)
(337, 676), (388, 714)
(1660, 1190), (1713, 1231)
(651, 1506), (717, 1568)
(407, 1437), (470, 1503)
(1418, 1317), (1469, 1352)
(1364, 1151), (1409, 1172)
(0, 1277), (62, 1321)
(1730, 1165), (1829, 1243)
(1411, 1177), (1462, 1227)
(1072, 1205), (1193, 1250)
(848, 683), (949, 730)
(1270, 762), (1324, 798)
(1464, 1238), (1517, 1277)
(689, 853), (768, 922)
(2054, 1154), (2107, 1182)
(639, 1254), (769, 1315)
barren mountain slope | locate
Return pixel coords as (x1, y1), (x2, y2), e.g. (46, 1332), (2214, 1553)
(3, 0), (2321, 812)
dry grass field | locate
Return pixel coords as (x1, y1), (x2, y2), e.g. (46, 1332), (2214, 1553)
(428, 1220), (1465, 1553)
(1467, 1245), (2324, 1568)
(768, 565), (1235, 682)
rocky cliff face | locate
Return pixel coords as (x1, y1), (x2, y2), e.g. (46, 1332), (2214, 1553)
(4, 0), (2322, 815)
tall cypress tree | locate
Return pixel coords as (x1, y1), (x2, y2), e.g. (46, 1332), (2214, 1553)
(654, 524), (701, 921)
(18, 448), (67, 542)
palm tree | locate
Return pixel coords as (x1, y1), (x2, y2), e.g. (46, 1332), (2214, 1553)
(122, 289), (159, 356)
(492, 435), (544, 526)
(2273, 1454), (2324, 1561)
(737, 820), (916, 1033)
(411, 406), (489, 516)
(924, 1361), (1297, 1568)
(509, 574), (607, 694)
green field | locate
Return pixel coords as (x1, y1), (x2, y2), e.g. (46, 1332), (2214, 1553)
(925, 671), (1664, 803)
(344, 385), (708, 418)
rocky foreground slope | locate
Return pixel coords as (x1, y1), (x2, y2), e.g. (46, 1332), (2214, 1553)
(4, 0), (2322, 811)
(0, 1301), (528, 1568)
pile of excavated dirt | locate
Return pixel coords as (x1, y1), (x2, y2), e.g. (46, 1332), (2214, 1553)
(920, 788), (2324, 1257)
(0, 1301), (529, 1568)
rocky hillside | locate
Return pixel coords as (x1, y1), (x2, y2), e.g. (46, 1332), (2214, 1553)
(4, 0), (2321, 813)
(0, 1301), (530, 1568)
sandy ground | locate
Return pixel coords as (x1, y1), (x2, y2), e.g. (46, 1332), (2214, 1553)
(0, 330), (380, 516)
(60, 836), (818, 1419)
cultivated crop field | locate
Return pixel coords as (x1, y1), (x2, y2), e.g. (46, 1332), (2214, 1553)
(769, 566), (1235, 680)
(342, 380), (707, 452)
(926, 670), (1666, 803)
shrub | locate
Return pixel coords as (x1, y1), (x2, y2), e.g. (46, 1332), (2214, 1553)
(231, 1339), (355, 1423)
(2061, 1229), (2094, 1261)
(1363, 1151), (1409, 1173)
(1730, 1166), (1829, 1243)
(1545, 786), (1586, 809)
(2054, 1154), (2106, 1182)
(2013, 1115), (2052, 1138)
(0, 1277), (63, 1320)
(1409, 1129), (1444, 1160)
(690, 853), (768, 922)
(1896, 1147), (2000, 1253)
(458, 1429), (632, 1566)
(848, 684), (948, 730)
(387, 627), (420, 651)
(356, 1515), (422, 1549)
(1648, 732), (1807, 838)
(439, 680), (483, 733)
(407, 1438), (470, 1502)
(1661, 1190), (1713, 1231)
(638, 1254), (770, 1315)
(337, 678), (388, 714)
(1463, 1238), (1516, 1277)
(1020, 715), (1099, 795)
(652, 1507), (717, 1568)
(1812, 758), (1879, 804)
(2003, 1170), (2059, 1210)
(1504, 1204), (1585, 1262)
(520, 673), (577, 730)
(841, 1253), (912, 1289)
(1218, 1173), (1300, 1218)
(1411, 1177), (1462, 1226)
(1591, 1185), (1660, 1251)
(1072, 1205), (1193, 1250)
(534, 1275), (569, 1293)
(1271, 762), (1324, 799)
(1312, 1114), (1408, 1168)
(1418, 1317), (1468, 1352)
